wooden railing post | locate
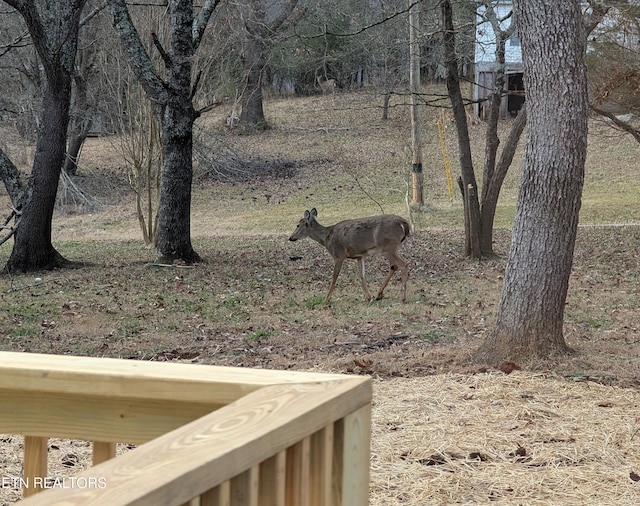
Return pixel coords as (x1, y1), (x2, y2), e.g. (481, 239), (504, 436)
(92, 441), (117, 466)
(23, 436), (48, 498)
(200, 480), (230, 506)
(286, 437), (311, 505)
(230, 465), (259, 506)
(259, 451), (286, 506)
(310, 424), (334, 505)
(339, 404), (372, 506)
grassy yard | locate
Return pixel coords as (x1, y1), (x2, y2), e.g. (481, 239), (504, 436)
(0, 89), (639, 504)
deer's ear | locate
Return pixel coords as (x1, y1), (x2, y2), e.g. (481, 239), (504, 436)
(310, 208), (318, 218)
(304, 210), (310, 220)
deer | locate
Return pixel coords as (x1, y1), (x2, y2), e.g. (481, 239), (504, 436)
(289, 208), (410, 304)
(317, 76), (337, 94)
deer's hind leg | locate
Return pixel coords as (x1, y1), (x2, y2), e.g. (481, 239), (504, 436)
(357, 257), (373, 301)
(377, 250), (409, 302)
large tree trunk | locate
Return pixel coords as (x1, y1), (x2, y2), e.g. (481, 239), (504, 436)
(156, 0), (201, 264)
(110, 0), (219, 264)
(3, 0), (85, 273)
(475, 0), (588, 364)
(5, 82), (73, 272)
(157, 95), (200, 264)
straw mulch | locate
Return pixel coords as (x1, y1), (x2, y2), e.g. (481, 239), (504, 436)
(2, 371), (639, 505)
(371, 372), (640, 505)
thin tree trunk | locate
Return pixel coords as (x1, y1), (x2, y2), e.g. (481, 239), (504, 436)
(64, 72), (91, 176)
(479, 107), (527, 254)
(381, 92), (391, 120)
(64, 132), (87, 176)
(409, 0), (423, 207)
(442, 0), (481, 258)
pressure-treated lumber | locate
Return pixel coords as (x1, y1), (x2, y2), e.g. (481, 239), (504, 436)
(92, 442), (117, 466)
(17, 377), (372, 506)
(340, 404), (372, 506)
(309, 425), (334, 506)
(200, 480), (230, 506)
(0, 351), (365, 444)
(258, 451), (285, 506)
(0, 351), (349, 404)
(23, 436), (47, 498)
(0, 389), (219, 443)
(285, 437), (311, 505)
(230, 466), (259, 506)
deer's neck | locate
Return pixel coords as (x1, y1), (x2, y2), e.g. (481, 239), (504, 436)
(309, 222), (333, 249)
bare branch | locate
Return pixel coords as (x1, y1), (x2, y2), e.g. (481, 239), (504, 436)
(590, 105), (640, 142)
(192, 0), (220, 48)
(109, 0), (168, 105)
(151, 31), (172, 67)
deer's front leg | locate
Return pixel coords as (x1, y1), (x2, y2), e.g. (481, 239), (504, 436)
(325, 257), (345, 304)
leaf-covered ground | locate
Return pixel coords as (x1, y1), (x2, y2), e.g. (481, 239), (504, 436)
(1, 90), (639, 504)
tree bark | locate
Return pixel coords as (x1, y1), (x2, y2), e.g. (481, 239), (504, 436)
(409, 0), (423, 206)
(478, 2), (519, 256)
(239, 35), (269, 130)
(110, 0), (219, 264)
(3, 0), (86, 273)
(238, 0), (299, 131)
(64, 71), (91, 176)
(64, 132), (87, 176)
(476, 0), (589, 364)
(442, 0), (481, 258)
(479, 106), (527, 254)
(156, 0), (201, 264)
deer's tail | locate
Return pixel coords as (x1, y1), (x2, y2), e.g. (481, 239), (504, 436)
(400, 219), (411, 242)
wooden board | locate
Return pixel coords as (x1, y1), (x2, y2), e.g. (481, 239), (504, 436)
(0, 352), (350, 405)
(18, 378), (372, 506)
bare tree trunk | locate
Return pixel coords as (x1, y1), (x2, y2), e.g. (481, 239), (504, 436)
(477, 3), (520, 256)
(442, 0), (481, 258)
(476, 0), (588, 364)
(409, 0), (423, 207)
(110, 0), (219, 264)
(64, 132), (87, 176)
(479, 107), (527, 253)
(381, 92), (391, 120)
(2, 0), (86, 273)
(64, 72), (90, 176)
(238, 0), (300, 132)
(239, 36), (269, 130)
(155, 0), (202, 264)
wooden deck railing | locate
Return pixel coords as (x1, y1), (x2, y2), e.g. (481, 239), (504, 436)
(0, 351), (372, 505)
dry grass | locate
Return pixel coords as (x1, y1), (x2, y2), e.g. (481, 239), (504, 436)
(1, 89), (639, 504)
(371, 372), (640, 505)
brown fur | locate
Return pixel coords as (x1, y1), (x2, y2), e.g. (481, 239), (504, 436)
(289, 208), (410, 303)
